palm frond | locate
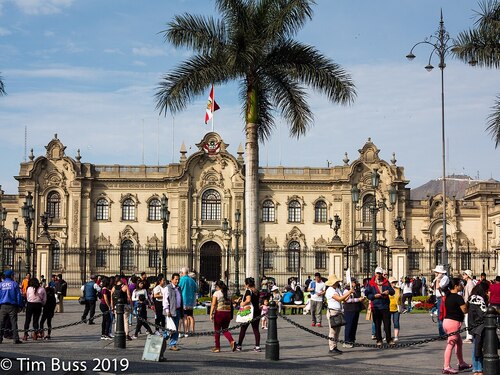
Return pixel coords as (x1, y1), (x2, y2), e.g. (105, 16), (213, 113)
(163, 14), (226, 53)
(260, 0), (314, 41)
(0, 74), (5, 96)
(486, 94), (500, 147)
(155, 53), (233, 115)
(265, 40), (356, 105)
(453, 28), (500, 68)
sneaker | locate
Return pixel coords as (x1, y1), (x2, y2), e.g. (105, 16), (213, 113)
(457, 363), (472, 371)
(104, 335), (113, 340)
(211, 347), (220, 353)
(253, 346), (262, 352)
(131, 335), (138, 340)
(329, 348), (343, 355)
(442, 368), (459, 374)
(376, 341), (383, 348)
(311, 323), (316, 327)
(387, 340), (396, 346)
(126, 335), (133, 341)
(393, 337), (399, 342)
(108, 334), (115, 338)
(169, 346), (180, 351)
(342, 343), (354, 348)
(184, 334), (189, 338)
(316, 323), (321, 327)
(462, 339), (472, 344)
(371, 335), (376, 340)
(235, 345), (242, 352)
(100, 335), (106, 340)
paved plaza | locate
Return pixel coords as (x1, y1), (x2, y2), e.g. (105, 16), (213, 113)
(0, 301), (490, 374)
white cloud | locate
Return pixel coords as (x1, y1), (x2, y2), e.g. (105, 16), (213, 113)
(132, 45), (167, 57)
(44, 30), (54, 37)
(13, 0), (74, 15)
(0, 26), (10, 36)
(103, 48), (123, 55)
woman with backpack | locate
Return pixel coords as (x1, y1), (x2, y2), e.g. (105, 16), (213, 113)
(23, 277), (46, 340)
(39, 286), (57, 340)
(99, 277), (113, 340)
(111, 276), (133, 341)
(209, 280), (236, 352)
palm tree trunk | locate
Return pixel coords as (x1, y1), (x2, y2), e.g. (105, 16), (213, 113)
(245, 120), (259, 281)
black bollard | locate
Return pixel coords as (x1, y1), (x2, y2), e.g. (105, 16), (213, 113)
(265, 300), (279, 361)
(114, 299), (126, 349)
(483, 306), (499, 375)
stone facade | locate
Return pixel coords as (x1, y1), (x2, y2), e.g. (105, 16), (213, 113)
(0, 132), (499, 289)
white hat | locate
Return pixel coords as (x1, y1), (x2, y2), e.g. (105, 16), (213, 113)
(374, 266), (384, 274)
(462, 270), (473, 278)
(433, 265), (447, 274)
(325, 274), (341, 287)
(271, 285), (279, 292)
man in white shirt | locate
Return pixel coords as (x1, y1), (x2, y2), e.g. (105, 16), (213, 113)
(461, 270), (475, 343)
(308, 272), (326, 327)
(432, 265), (449, 336)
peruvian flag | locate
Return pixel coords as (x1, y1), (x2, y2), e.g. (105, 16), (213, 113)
(204, 85), (220, 124)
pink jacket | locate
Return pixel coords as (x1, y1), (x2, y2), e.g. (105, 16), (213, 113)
(26, 286), (47, 305)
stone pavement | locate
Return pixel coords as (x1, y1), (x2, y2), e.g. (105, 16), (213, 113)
(0, 301), (487, 375)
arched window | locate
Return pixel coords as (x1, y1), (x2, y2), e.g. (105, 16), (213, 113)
(122, 198), (135, 221)
(51, 240), (60, 269)
(314, 201), (327, 223)
(148, 199), (161, 221)
(47, 191), (61, 218)
(362, 195), (374, 224)
(262, 200), (275, 222)
(121, 239), (134, 270)
(96, 198), (109, 220)
(201, 189), (221, 221)
(288, 200), (301, 223)
(287, 241), (300, 272)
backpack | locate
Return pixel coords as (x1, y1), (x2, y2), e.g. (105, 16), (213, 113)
(439, 296), (447, 321)
(112, 285), (124, 305)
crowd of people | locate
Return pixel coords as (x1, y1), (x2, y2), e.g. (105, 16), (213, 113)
(0, 270), (67, 343)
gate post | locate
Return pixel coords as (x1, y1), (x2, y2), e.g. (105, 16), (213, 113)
(390, 240), (408, 281)
(483, 306), (499, 375)
(114, 299), (126, 348)
(265, 300), (279, 361)
(327, 238), (344, 277)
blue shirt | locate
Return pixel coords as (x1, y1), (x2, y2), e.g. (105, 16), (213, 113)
(179, 275), (198, 309)
(0, 277), (24, 307)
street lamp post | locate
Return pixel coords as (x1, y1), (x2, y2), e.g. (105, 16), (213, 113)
(0, 207), (7, 271)
(160, 194), (170, 277)
(12, 218), (19, 270)
(406, 11), (453, 270)
(222, 208), (244, 294)
(21, 192), (35, 276)
(351, 168), (397, 274)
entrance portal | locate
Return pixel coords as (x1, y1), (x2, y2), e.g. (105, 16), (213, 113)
(199, 241), (222, 281)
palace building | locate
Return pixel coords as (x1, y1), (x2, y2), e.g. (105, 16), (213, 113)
(0, 132), (499, 292)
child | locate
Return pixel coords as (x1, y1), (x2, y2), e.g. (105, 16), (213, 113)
(40, 286), (57, 339)
(260, 298), (269, 329)
(132, 294), (153, 339)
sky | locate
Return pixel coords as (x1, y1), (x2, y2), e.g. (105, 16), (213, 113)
(0, 0), (499, 194)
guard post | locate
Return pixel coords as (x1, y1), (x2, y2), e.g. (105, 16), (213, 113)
(114, 298), (126, 348)
(265, 300), (279, 361)
(483, 306), (499, 375)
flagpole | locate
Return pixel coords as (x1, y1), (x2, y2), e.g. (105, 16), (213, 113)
(211, 85), (214, 132)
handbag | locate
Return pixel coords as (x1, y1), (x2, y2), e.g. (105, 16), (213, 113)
(236, 305), (254, 323)
(78, 296), (86, 305)
(166, 316), (177, 331)
(329, 311), (346, 328)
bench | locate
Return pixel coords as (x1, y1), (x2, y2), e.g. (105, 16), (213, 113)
(281, 304), (306, 315)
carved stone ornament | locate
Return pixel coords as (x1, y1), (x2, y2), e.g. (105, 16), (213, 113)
(94, 233), (111, 247)
(196, 132), (228, 156)
(314, 235), (328, 247)
(200, 167), (224, 188)
(284, 226), (306, 248)
(262, 234), (278, 248)
(118, 225), (139, 245)
(45, 134), (66, 160)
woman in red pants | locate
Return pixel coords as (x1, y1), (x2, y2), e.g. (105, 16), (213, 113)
(209, 280), (236, 352)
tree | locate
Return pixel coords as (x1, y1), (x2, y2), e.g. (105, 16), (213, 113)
(0, 74), (5, 96)
(453, 0), (500, 146)
(155, 0), (356, 280)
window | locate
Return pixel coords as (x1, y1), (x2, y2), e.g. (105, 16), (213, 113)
(263, 251), (274, 269)
(460, 252), (471, 271)
(315, 251), (327, 269)
(201, 189), (221, 221)
(314, 201), (327, 223)
(122, 198), (135, 221)
(287, 241), (300, 272)
(51, 240), (60, 269)
(96, 248), (107, 268)
(262, 200), (275, 222)
(288, 200), (301, 223)
(362, 195), (374, 224)
(148, 199), (161, 221)
(47, 191), (61, 219)
(121, 240), (134, 270)
(408, 251), (420, 270)
(96, 198), (109, 220)
(149, 249), (159, 268)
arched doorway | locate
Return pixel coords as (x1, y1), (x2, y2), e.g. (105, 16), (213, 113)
(199, 241), (222, 281)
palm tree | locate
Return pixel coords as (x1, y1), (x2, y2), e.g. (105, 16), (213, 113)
(453, 0), (500, 146)
(155, 0), (356, 280)
(0, 74), (5, 96)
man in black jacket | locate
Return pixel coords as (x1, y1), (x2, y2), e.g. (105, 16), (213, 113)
(55, 274), (67, 313)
